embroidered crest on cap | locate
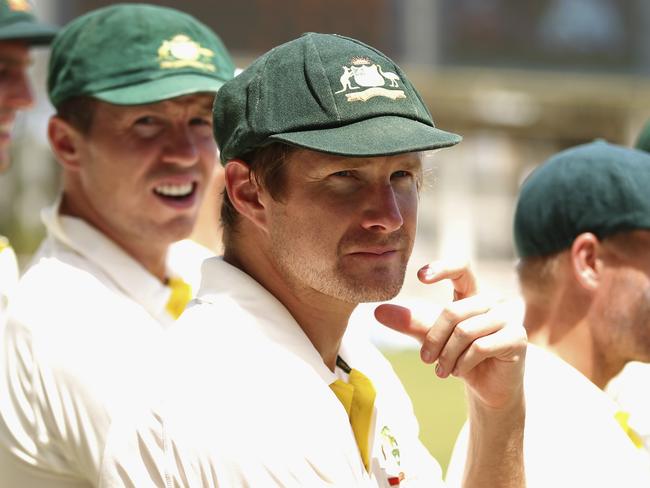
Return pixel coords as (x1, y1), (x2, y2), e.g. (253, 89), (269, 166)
(334, 56), (405, 102)
(7, 0), (31, 12)
(158, 34), (216, 72)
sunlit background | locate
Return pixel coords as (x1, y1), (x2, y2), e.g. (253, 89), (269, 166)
(3, 0), (650, 472)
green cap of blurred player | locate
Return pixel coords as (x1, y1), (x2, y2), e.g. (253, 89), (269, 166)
(213, 32), (461, 164)
(48, 3), (235, 108)
(0, 0), (58, 45)
(514, 140), (650, 258)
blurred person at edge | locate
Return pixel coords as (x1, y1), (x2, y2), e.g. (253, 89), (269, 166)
(100, 32), (527, 488)
(604, 122), (650, 457)
(0, 4), (234, 487)
(0, 0), (57, 342)
(447, 141), (650, 487)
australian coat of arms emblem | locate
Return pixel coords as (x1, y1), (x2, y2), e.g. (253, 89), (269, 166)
(335, 56), (406, 102)
(158, 34), (216, 72)
(7, 0), (31, 12)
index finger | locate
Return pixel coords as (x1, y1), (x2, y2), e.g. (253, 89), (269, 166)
(417, 260), (478, 301)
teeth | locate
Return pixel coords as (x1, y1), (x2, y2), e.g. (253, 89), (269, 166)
(154, 183), (193, 197)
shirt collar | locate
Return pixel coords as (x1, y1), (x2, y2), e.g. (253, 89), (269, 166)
(197, 257), (341, 385)
(41, 199), (176, 321)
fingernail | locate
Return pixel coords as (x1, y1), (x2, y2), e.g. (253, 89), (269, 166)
(422, 349), (433, 364)
(435, 363), (445, 378)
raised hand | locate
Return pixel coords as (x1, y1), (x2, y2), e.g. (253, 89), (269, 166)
(374, 261), (527, 410)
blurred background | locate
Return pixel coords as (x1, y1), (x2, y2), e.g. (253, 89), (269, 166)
(3, 0), (650, 473)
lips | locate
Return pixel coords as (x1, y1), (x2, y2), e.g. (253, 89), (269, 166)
(151, 179), (199, 209)
(154, 182), (194, 198)
(349, 247), (398, 256)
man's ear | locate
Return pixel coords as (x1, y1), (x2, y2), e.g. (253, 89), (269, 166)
(224, 160), (269, 234)
(48, 116), (85, 171)
(571, 232), (602, 291)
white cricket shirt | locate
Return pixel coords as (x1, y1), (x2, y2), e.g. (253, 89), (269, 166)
(446, 344), (650, 488)
(607, 361), (650, 456)
(0, 201), (207, 488)
(100, 257), (445, 487)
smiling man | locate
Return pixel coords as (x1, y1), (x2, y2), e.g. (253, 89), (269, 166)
(0, 4), (234, 487)
(100, 33), (527, 488)
(0, 0), (57, 342)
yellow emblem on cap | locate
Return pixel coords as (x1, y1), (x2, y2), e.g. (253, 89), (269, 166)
(158, 34), (216, 72)
(7, 0), (31, 12)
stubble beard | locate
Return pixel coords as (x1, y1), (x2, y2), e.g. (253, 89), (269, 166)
(270, 230), (412, 304)
(601, 279), (650, 364)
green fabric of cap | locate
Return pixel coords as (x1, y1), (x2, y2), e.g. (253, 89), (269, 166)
(213, 32), (461, 163)
(0, 0), (58, 45)
(48, 3), (235, 107)
(514, 140), (650, 258)
(635, 120), (650, 153)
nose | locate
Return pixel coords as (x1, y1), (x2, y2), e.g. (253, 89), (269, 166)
(162, 126), (199, 167)
(360, 183), (404, 233)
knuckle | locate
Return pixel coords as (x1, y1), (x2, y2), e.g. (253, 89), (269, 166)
(452, 323), (472, 343)
(471, 339), (490, 357)
(440, 307), (460, 325)
(423, 328), (440, 349)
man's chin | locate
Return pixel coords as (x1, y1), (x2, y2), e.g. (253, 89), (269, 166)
(337, 275), (405, 304)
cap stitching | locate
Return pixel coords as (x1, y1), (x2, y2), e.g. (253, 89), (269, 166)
(306, 34), (341, 123)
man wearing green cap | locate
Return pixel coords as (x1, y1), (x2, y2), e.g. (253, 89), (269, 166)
(603, 123), (650, 455)
(447, 141), (650, 487)
(0, 0), (57, 347)
(100, 33), (527, 488)
(0, 4), (234, 487)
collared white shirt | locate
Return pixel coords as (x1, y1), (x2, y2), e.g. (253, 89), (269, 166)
(100, 257), (444, 488)
(0, 201), (208, 488)
(607, 361), (650, 456)
(446, 344), (650, 488)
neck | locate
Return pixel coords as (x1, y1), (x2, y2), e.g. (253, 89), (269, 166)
(526, 294), (620, 390)
(224, 238), (354, 372)
(59, 193), (168, 282)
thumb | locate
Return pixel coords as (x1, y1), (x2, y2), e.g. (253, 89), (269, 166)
(374, 303), (429, 343)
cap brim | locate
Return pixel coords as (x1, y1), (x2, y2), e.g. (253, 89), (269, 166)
(268, 115), (462, 157)
(92, 74), (228, 105)
(0, 20), (58, 46)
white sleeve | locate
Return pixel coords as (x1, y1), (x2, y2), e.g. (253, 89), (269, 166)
(99, 410), (168, 488)
(0, 312), (109, 483)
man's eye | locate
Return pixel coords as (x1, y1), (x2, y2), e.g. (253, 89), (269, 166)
(135, 116), (157, 125)
(331, 170), (353, 177)
(190, 117), (212, 126)
(392, 170), (411, 178)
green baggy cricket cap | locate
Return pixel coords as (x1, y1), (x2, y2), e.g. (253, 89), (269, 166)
(0, 0), (58, 45)
(213, 32), (461, 163)
(48, 3), (235, 108)
(514, 140), (650, 258)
